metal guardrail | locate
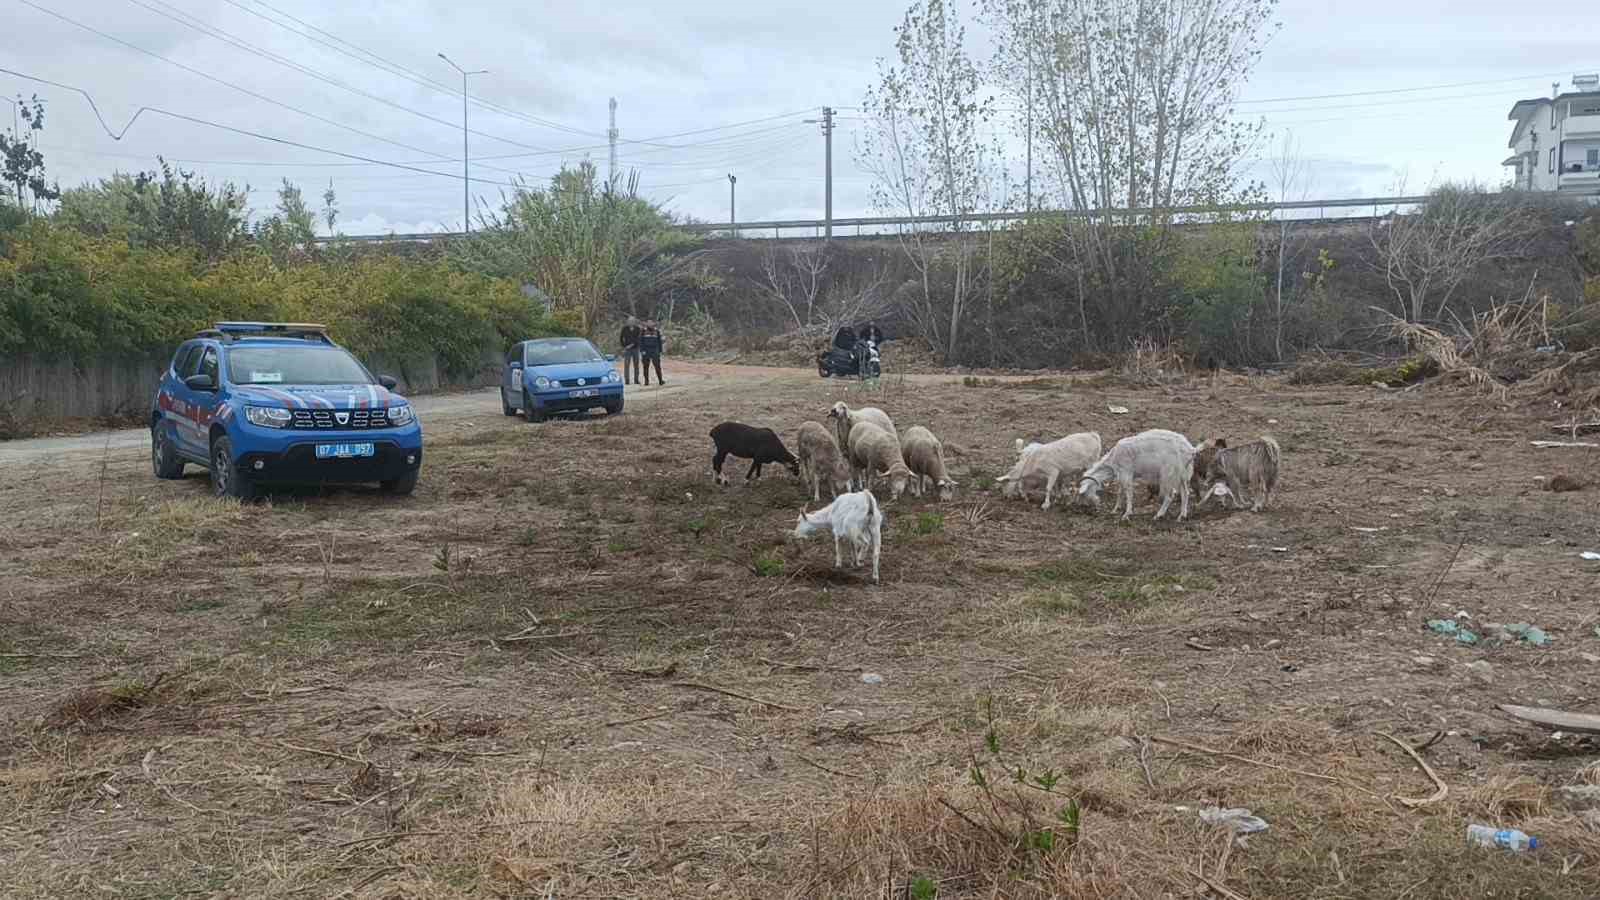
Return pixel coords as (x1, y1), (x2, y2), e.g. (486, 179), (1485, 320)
(313, 195), (1429, 245)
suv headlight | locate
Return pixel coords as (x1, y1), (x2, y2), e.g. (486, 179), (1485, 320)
(533, 375), (551, 390)
(605, 371), (620, 384)
(387, 405), (415, 426)
(244, 406), (292, 428)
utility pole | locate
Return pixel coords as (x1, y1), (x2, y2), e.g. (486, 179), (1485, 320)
(728, 173), (737, 239)
(823, 107), (834, 239)
(806, 107), (836, 238)
(608, 97), (619, 185)
(438, 53), (487, 233)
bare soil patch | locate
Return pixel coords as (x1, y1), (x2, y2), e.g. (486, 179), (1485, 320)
(4, 367), (1600, 898)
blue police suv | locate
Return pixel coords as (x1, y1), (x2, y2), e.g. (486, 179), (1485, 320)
(150, 322), (423, 499)
(499, 337), (624, 422)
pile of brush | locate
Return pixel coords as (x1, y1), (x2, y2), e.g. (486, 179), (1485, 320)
(1378, 290), (1600, 409)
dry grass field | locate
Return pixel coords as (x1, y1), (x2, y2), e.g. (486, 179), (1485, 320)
(4, 363), (1600, 898)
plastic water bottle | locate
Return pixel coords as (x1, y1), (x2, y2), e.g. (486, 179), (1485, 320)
(1467, 824), (1539, 851)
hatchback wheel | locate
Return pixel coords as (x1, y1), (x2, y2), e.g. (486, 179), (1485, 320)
(522, 390), (546, 423)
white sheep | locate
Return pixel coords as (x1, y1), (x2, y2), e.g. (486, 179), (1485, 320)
(901, 425), (958, 501)
(790, 490), (882, 583)
(847, 421), (913, 501)
(996, 432), (1103, 510)
(795, 420), (853, 502)
(1076, 429), (1197, 521)
(827, 401), (896, 460)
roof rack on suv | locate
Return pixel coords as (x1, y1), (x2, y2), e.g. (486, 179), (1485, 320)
(203, 322), (333, 344)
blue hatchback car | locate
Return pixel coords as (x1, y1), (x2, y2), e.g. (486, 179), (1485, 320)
(150, 322), (423, 499)
(500, 337), (624, 422)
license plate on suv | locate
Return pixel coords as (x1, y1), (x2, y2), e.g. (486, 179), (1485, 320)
(316, 442), (375, 459)
(569, 389), (598, 398)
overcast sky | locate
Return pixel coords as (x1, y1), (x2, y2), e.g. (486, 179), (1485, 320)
(3, 0), (1596, 235)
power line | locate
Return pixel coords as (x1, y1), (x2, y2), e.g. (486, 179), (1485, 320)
(1241, 85), (1567, 116)
(124, 0), (556, 163)
(17, 0), (452, 161)
(0, 66), (524, 188)
(222, 0), (729, 149)
(1234, 70), (1581, 106)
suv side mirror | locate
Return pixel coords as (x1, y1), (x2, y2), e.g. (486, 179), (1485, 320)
(508, 361), (522, 370)
(377, 375), (398, 390)
(184, 373), (216, 392)
(605, 354), (617, 363)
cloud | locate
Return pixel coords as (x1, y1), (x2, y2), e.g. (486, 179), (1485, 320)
(2, 0), (1584, 233)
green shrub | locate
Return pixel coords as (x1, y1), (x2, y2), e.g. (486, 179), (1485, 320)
(0, 222), (557, 373)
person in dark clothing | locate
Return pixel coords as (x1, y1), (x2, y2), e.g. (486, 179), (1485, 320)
(639, 320), (665, 386)
(857, 322), (885, 346)
(619, 316), (642, 384)
(833, 326), (858, 352)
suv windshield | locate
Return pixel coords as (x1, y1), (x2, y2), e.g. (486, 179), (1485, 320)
(526, 339), (603, 366)
(226, 346), (373, 386)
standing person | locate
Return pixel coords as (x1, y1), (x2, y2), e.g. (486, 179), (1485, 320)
(639, 319), (666, 386)
(619, 316), (642, 385)
(857, 321), (884, 346)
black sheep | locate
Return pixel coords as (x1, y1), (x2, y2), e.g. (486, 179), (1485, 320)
(710, 422), (800, 485)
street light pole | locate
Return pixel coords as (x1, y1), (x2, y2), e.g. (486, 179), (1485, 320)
(438, 53), (488, 234)
(728, 173), (737, 239)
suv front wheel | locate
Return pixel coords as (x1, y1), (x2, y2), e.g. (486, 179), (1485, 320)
(151, 425), (185, 479)
(209, 436), (256, 501)
(382, 470), (419, 495)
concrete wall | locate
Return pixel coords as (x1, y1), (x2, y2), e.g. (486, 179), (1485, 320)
(0, 345), (506, 428)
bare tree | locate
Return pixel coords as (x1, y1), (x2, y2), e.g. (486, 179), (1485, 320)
(818, 261), (893, 336)
(982, 0), (1278, 341)
(1369, 184), (1533, 323)
(761, 244), (830, 330)
(1267, 131), (1312, 360)
(859, 0), (997, 364)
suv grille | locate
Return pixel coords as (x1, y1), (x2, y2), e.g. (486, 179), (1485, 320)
(291, 408), (387, 430)
(556, 377), (605, 388)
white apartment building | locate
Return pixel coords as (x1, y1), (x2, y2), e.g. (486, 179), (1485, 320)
(1504, 75), (1600, 193)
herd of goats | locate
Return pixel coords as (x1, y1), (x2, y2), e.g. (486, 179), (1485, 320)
(708, 401), (1283, 583)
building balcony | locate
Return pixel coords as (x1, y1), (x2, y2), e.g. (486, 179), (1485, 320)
(1565, 114), (1600, 138)
(1557, 170), (1600, 193)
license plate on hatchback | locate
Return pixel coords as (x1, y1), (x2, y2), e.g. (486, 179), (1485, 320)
(569, 389), (598, 398)
(316, 442), (375, 459)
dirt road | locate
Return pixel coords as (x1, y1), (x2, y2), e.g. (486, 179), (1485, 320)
(0, 360), (793, 465)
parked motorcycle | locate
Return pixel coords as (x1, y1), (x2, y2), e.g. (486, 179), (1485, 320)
(817, 337), (881, 380)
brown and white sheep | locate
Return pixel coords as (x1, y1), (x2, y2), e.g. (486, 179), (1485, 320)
(827, 401), (896, 463)
(900, 425), (957, 501)
(1197, 435), (1281, 511)
(847, 421), (913, 501)
(795, 420), (853, 502)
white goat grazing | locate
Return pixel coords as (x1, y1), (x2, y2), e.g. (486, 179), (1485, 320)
(847, 421), (913, 500)
(996, 432), (1103, 510)
(795, 420), (853, 502)
(901, 425), (958, 500)
(827, 402), (896, 460)
(790, 490), (882, 583)
(1076, 429), (1197, 521)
